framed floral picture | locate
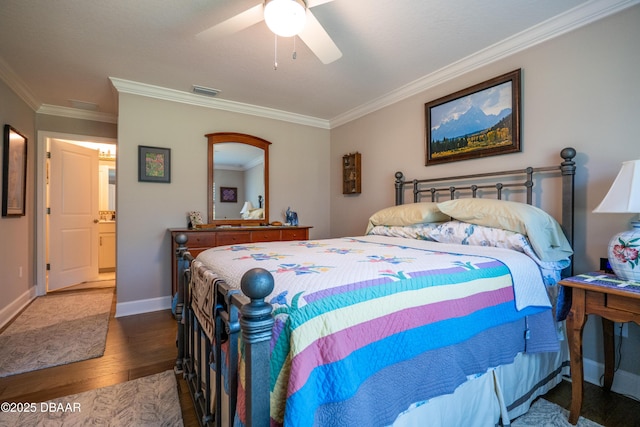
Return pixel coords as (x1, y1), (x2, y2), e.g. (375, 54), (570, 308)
(138, 145), (171, 183)
(2, 124), (28, 217)
(220, 187), (238, 203)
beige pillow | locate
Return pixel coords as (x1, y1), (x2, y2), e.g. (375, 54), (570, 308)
(247, 208), (264, 219)
(366, 202), (449, 234)
(437, 198), (573, 262)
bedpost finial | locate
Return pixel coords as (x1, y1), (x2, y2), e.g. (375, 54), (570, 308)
(561, 147), (576, 161)
(395, 171), (404, 181)
(175, 233), (188, 246)
(241, 268), (275, 301)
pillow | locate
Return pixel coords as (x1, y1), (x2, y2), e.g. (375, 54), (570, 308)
(247, 208), (264, 219)
(365, 202), (449, 234)
(366, 223), (441, 241)
(437, 198), (572, 262)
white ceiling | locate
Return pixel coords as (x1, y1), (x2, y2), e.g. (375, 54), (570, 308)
(0, 0), (636, 127)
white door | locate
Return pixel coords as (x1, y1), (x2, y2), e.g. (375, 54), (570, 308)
(48, 140), (99, 291)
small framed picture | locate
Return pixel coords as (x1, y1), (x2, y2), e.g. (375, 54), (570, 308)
(138, 145), (171, 183)
(220, 187), (238, 203)
(2, 124), (28, 217)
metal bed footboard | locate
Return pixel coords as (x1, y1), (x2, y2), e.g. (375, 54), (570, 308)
(175, 233), (274, 427)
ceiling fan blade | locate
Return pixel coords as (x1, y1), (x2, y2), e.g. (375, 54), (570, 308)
(298, 9), (342, 64)
(305, 0), (335, 7)
(196, 4), (264, 41)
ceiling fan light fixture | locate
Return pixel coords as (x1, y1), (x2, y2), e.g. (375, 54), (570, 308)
(264, 0), (306, 37)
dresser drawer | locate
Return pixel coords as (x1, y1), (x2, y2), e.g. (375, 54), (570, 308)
(185, 232), (216, 248)
(281, 228), (308, 241)
(251, 229), (281, 242)
(216, 231), (251, 246)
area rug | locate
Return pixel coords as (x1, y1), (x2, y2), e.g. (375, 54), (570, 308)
(512, 398), (603, 427)
(0, 288), (114, 378)
(0, 370), (183, 426)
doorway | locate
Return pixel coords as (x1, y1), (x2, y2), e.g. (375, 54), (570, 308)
(36, 132), (117, 296)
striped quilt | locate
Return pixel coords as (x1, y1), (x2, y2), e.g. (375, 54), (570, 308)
(194, 235), (560, 427)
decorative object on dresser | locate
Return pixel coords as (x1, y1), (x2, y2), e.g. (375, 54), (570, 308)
(2, 124), (28, 217)
(593, 159), (640, 282)
(138, 145), (171, 183)
(559, 272), (640, 425)
(285, 206), (299, 225)
(188, 211), (204, 228)
(342, 151), (361, 194)
(424, 69), (521, 166)
(173, 147), (577, 427)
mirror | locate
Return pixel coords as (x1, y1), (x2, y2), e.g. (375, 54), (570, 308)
(207, 132), (270, 225)
(98, 159), (116, 211)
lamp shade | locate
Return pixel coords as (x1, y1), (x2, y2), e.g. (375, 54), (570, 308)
(593, 159), (640, 213)
(240, 201), (254, 215)
(264, 0), (306, 37)
(593, 159), (640, 282)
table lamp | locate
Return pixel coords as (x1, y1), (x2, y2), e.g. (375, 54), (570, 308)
(240, 201), (254, 219)
(593, 159), (640, 282)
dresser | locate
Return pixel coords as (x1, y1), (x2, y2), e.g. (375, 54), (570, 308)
(169, 225), (311, 295)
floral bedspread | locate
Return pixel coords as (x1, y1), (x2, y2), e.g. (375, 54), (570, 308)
(193, 235), (560, 427)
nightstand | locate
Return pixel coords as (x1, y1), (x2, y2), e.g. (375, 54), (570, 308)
(559, 272), (640, 424)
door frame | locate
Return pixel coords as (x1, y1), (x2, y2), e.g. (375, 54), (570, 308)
(36, 131), (117, 296)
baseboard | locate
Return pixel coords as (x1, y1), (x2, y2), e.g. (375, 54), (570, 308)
(0, 287), (37, 329)
(583, 357), (640, 401)
(115, 295), (172, 318)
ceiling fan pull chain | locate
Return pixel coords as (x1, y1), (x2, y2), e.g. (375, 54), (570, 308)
(292, 36), (297, 60)
(274, 34), (278, 70)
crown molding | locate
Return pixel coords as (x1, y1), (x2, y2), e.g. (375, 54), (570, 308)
(37, 104), (118, 124)
(109, 77), (331, 130)
(329, 0), (640, 128)
(0, 56), (40, 111)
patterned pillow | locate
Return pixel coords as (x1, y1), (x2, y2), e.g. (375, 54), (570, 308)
(366, 223), (441, 241)
(437, 198), (573, 262)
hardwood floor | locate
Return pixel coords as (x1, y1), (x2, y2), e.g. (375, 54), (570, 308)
(543, 378), (640, 427)
(1, 288), (638, 426)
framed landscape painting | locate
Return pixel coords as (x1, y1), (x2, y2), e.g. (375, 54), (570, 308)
(138, 145), (171, 183)
(425, 69), (521, 166)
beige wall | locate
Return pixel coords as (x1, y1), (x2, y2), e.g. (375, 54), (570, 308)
(330, 6), (640, 375)
(115, 94), (330, 306)
(0, 79), (35, 326)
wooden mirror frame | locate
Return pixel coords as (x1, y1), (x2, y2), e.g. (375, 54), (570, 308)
(207, 132), (271, 226)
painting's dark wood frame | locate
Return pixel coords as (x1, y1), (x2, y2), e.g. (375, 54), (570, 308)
(138, 145), (171, 183)
(425, 69), (521, 166)
(2, 124), (28, 217)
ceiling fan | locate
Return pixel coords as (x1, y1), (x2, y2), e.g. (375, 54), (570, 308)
(196, 0), (342, 65)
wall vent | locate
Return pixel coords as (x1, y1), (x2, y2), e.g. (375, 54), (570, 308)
(192, 85), (221, 97)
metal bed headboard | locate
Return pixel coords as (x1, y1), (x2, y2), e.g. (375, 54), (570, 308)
(394, 147), (576, 250)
